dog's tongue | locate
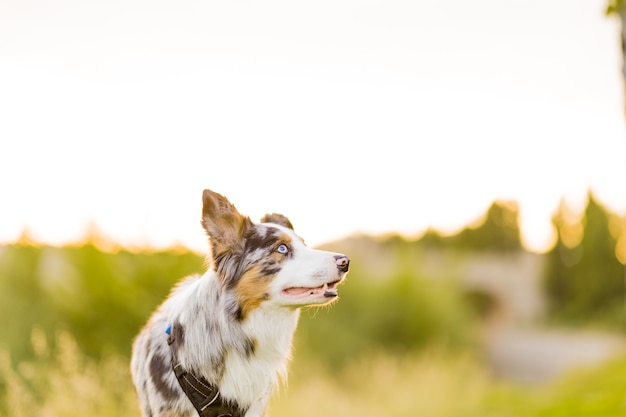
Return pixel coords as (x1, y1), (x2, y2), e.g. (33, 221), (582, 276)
(284, 283), (337, 298)
(284, 286), (324, 296)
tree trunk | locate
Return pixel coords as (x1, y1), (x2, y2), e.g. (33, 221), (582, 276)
(621, 6), (626, 115)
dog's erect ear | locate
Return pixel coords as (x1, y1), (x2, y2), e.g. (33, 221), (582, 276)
(201, 190), (253, 247)
(260, 213), (294, 230)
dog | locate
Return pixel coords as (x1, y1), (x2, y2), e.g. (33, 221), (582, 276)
(131, 189), (350, 417)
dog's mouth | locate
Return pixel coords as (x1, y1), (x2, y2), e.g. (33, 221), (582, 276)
(282, 280), (342, 299)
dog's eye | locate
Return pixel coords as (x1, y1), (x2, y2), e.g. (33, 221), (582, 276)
(276, 244), (289, 255)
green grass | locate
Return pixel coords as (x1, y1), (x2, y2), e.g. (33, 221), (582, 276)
(0, 329), (136, 417)
(2, 241), (626, 416)
(2, 331), (626, 417)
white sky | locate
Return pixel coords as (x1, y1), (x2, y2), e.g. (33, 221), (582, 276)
(1, 0), (625, 253)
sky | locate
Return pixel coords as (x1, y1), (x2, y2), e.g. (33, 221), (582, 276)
(1, 0), (625, 254)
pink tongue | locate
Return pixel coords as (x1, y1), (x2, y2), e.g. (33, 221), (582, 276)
(284, 286), (323, 296)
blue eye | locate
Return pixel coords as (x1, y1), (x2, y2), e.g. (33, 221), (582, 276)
(276, 244), (289, 254)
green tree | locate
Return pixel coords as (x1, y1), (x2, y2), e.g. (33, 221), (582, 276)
(576, 193), (624, 312)
(0, 239), (205, 361)
(544, 199), (583, 315)
(425, 201), (522, 252)
(544, 192), (624, 322)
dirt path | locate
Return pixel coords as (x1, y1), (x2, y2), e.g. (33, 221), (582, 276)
(484, 327), (626, 383)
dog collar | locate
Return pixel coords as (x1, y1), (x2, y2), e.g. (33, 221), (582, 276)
(166, 324), (246, 417)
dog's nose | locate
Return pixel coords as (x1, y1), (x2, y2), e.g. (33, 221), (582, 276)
(334, 255), (350, 273)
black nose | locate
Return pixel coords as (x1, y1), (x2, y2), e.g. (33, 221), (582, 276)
(334, 255), (350, 273)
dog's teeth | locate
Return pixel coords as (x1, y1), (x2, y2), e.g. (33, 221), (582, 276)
(323, 283), (328, 291)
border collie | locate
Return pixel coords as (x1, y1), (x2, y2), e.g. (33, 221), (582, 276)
(131, 189), (350, 417)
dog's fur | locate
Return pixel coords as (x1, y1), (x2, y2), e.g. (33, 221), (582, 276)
(131, 190), (349, 417)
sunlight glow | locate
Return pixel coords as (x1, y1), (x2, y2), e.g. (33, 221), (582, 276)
(1, 0), (625, 254)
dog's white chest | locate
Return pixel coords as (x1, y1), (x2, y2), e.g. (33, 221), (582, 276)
(219, 307), (300, 417)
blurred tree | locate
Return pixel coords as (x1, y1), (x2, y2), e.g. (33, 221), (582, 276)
(57, 244), (204, 357)
(420, 201), (522, 252)
(295, 271), (475, 367)
(544, 192), (624, 322)
(544, 199), (583, 315)
(457, 201), (521, 251)
(0, 240), (204, 361)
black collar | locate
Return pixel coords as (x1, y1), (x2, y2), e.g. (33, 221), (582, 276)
(167, 326), (246, 417)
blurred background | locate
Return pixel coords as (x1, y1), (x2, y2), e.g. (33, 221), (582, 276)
(1, 0), (626, 416)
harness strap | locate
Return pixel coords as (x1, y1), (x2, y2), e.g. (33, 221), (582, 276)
(166, 325), (246, 417)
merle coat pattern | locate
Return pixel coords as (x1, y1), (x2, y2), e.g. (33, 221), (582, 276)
(131, 190), (349, 417)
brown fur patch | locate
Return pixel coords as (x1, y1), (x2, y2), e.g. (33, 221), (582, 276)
(235, 231), (291, 319)
(201, 189), (253, 251)
(260, 213), (293, 230)
(235, 264), (274, 320)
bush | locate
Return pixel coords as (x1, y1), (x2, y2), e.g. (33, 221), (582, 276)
(294, 272), (477, 366)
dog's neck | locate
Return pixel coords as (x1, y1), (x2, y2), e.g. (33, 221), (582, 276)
(173, 271), (301, 413)
(217, 281), (301, 415)
(242, 303), (301, 369)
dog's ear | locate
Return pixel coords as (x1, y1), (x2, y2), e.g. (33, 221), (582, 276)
(201, 189), (253, 247)
(260, 213), (294, 230)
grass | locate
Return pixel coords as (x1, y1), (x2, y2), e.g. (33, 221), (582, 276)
(271, 350), (497, 417)
(3, 331), (626, 417)
(0, 329), (137, 417)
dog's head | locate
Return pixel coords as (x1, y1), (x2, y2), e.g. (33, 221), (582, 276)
(201, 189), (350, 320)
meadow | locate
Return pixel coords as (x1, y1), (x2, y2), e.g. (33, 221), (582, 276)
(3, 328), (626, 417)
(1, 197), (625, 417)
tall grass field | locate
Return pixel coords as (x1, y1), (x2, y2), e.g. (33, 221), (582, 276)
(2, 329), (626, 417)
(1, 235), (625, 416)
